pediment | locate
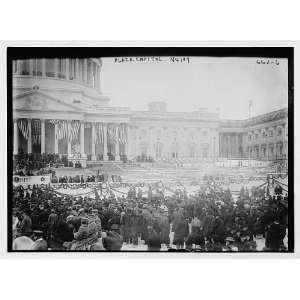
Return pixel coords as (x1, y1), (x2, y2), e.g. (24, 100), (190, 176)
(13, 90), (81, 112)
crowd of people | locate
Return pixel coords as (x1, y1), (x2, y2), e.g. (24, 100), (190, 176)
(12, 174), (288, 252)
(50, 171), (122, 184)
(13, 153), (67, 176)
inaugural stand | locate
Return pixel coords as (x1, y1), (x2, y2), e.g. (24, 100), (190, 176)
(68, 153), (87, 168)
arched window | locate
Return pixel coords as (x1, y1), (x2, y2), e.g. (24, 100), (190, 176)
(277, 128), (282, 136)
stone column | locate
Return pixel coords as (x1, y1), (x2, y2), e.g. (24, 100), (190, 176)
(41, 59), (46, 76)
(67, 121), (72, 154)
(65, 58), (69, 80)
(29, 59), (34, 75)
(148, 127), (153, 158)
(13, 119), (18, 155)
(115, 124), (120, 161)
(91, 122), (96, 160)
(41, 119), (45, 154)
(95, 66), (99, 90)
(54, 58), (59, 78)
(80, 121), (85, 154)
(16, 60), (21, 74)
(215, 129), (219, 159)
(135, 127), (139, 158)
(235, 134), (239, 157)
(54, 123), (58, 154)
(27, 119), (32, 154)
(103, 123), (108, 160)
(83, 59), (88, 84)
(126, 124), (131, 159)
(75, 58), (80, 81)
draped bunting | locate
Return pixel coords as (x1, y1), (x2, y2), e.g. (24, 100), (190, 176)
(69, 121), (80, 142)
(107, 124), (117, 143)
(118, 123), (127, 144)
(17, 119), (29, 140)
(32, 119), (41, 145)
(95, 123), (104, 145)
(55, 120), (68, 140)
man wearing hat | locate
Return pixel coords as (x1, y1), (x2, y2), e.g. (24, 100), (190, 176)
(31, 230), (48, 250)
(48, 209), (58, 237)
(19, 210), (32, 237)
(102, 224), (123, 251)
(88, 209), (102, 237)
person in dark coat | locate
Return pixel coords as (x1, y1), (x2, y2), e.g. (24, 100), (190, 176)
(157, 213), (170, 246)
(147, 226), (161, 251)
(102, 226), (123, 251)
(213, 215), (225, 243)
(19, 210), (32, 237)
(202, 212), (215, 241)
(173, 212), (189, 249)
(265, 220), (286, 251)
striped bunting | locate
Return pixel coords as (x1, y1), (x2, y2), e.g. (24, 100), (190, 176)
(55, 120), (68, 140)
(107, 124), (116, 143)
(32, 119), (41, 145)
(17, 119), (29, 140)
(69, 121), (80, 142)
(95, 122), (104, 145)
(118, 123), (127, 144)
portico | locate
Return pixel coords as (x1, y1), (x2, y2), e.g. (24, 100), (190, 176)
(13, 117), (131, 162)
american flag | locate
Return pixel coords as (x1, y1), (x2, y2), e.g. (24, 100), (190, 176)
(32, 119), (41, 144)
(56, 120), (68, 140)
(118, 123), (127, 144)
(107, 124), (116, 143)
(95, 123), (104, 145)
(69, 121), (80, 142)
(17, 119), (29, 140)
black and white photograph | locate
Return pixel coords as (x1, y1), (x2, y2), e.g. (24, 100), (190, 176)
(7, 47), (293, 253)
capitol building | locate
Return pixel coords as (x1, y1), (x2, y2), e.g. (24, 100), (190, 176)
(12, 58), (288, 164)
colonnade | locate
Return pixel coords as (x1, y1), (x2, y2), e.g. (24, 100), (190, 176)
(13, 118), (131, 161)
